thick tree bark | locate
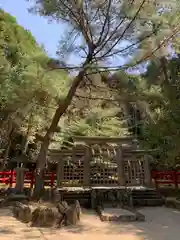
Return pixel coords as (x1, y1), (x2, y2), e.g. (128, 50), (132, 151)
(2, 120), (14, 170)
(33, 138), (50, 199)
(160, 57), (174, 101)
(34, 56), (93, 198)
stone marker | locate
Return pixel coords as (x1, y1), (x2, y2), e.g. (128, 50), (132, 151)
(13, 202), (32, 223)
(31, 206), (59, 227)
(57, 200), (81, 226)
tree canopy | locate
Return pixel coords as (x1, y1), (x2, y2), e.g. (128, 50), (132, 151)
(1, 0), (180, 195)
(0, 9), (69, 151)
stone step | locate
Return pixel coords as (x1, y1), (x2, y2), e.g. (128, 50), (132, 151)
(132, 198), (164, 206)
(132, 192), (161, 196)
(132, 190), (160, 195)
(132, 190), (163, 199)
(131, 189), (164, 206)
(132, 194), (162, 199)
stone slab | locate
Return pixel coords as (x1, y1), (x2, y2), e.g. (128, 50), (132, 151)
(102, 208), (136, 217)
(100, 207), (137, 222)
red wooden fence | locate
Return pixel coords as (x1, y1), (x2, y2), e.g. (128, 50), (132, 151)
(0, 170), (56, 188)
(152, 170), (180, 188)
(0, 170), (180, 188)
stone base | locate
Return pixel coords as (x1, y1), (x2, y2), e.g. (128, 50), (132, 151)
(97, 206), (145, 222)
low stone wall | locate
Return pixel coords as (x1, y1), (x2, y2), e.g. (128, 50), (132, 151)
(25, 187), (133, 209)
(0, 187), (134, 210)
(91, 188), (133, 209)
(1, 187), (134, 208)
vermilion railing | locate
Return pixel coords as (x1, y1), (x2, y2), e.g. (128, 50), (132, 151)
(151, 170), (180, 188)
(0, 170), (180, 188)
(0, 170), (56, 188)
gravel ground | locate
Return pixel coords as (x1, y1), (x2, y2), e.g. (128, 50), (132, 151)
(0, 207), (179, 240)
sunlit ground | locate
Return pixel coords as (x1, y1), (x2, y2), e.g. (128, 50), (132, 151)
(0, 207), (179, 240)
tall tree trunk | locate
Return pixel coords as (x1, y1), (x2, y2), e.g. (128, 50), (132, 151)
(160, 57), (174, 101)
(2, 119), (14, 170)
(34, 56), (93, 198)
(21, 112), (33, 155)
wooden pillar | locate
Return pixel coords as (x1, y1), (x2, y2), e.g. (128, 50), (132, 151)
(9, 170), (14, 188)
(83, 146), (91, 186)
(30, 171), (34, 188)
(15, 167), (27, 193)
(72, 146), (76, 161)
(116, 146), (125, 186)
(57, 154), (64, 187)
(144, 154), (152, 188)
(50, 172), (55, 188)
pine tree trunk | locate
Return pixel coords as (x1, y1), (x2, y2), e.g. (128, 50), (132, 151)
(34, 55), (93, 199)
(2, 120), (14, 170)
(33, 138), (49, 199)
(160, 57), (175, 101)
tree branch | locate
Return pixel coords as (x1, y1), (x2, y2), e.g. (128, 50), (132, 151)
(97, 23), (161, 59)
(94, 0), (136, 56)
(100, 0), (147, 58)
(96, 0), (112, 46)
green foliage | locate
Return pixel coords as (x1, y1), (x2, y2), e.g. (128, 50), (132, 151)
(51, 107), (128, 149)
(0, 9), (39, 58)
(1, 3), (180, 172)
(27, 1), (180, 171)
(141, 55), (180, 168)
(28, 0), (180, 67)
(0, 8), (69, 145)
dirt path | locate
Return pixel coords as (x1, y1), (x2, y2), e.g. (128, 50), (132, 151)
(0, 207), (179, 240)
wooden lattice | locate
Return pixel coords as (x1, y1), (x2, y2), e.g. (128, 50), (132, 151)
(124, 156), (145, 186)
(48, 137), (151, 187)
(90, 146), (118, 185)
(62, 155), (84, 186)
